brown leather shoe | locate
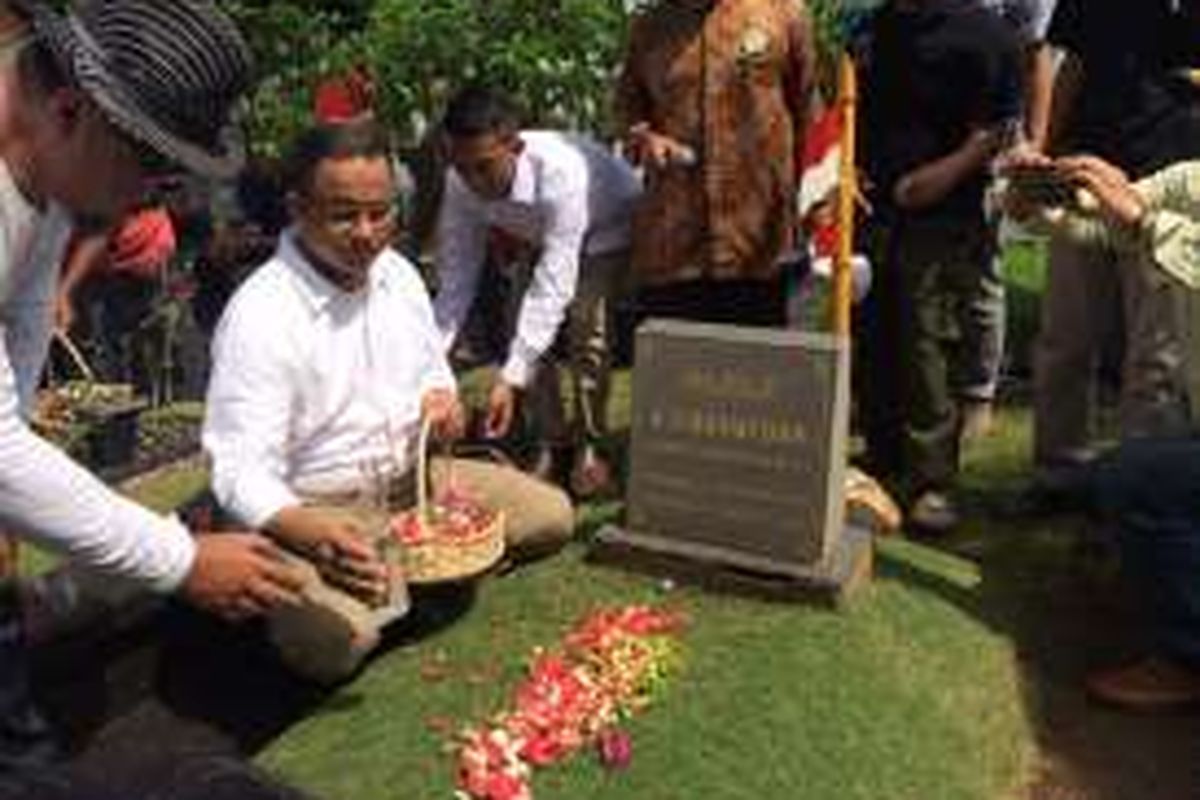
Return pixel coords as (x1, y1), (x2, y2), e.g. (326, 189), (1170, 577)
(1086, 657), (1200, 712)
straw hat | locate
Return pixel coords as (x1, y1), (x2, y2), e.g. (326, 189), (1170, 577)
(15, 0), (254, 178)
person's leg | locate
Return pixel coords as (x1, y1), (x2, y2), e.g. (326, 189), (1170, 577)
(0, 582), (59, 773)
(857, 222), (904, 485)
(0, 764), (116, 800)
(145, 754), (319, 800)
(441, 458), (574, 559)
(259, 506), (394, 685)
(897, 222), (960, 511)
(1117, 247), (1190, 441)
(265, 552), (384, 685)
(1089, 437), (1200, 707)
(566, 251), (626, 497)
(958, 225), (1004, 440)
(1032, 236), (1116, 478)
(635, 276), (784, 328)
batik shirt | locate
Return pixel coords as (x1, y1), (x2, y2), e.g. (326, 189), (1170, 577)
(616, 0), (814, 286)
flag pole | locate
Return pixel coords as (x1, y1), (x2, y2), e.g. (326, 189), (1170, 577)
(831, 52), (857, 338)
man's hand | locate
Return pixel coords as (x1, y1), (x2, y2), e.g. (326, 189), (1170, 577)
(485, 380), (518, 439)
(421, 388), (466, 441)
(995, 139), (1051, 172)
(625, 123), (696, 171)
(1057, 155), (1146, 228)
(180, 533), (305, 621)
(269, 507), (388, 605)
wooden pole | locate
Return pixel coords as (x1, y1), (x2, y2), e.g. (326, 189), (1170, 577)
(831, 52), (857, 338)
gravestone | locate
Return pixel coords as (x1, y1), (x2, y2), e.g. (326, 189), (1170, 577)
(597, 320), (868, 595)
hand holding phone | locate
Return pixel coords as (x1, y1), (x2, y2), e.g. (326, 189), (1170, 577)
(1007, 164), (1077, 207)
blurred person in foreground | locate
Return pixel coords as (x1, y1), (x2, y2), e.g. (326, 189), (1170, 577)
(1027, 0), (1200, 507)
(1005, 152), (1200, 711)
(0, 0), (305, 773)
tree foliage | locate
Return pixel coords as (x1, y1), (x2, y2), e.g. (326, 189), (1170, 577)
(367, 0), (626, 143)
(224, 1), (367, 158)
(231, 0), (856, 156)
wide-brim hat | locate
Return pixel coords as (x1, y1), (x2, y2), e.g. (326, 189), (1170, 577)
(16, 0), (254, 179)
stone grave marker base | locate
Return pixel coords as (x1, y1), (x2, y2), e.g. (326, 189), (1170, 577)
(589, 522), (874, 608)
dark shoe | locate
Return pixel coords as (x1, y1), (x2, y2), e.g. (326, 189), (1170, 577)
(907, 491), (959, 536)
(570, 443), (615, 500)
(1086, 657), (1200, 712)
(1007, 463), (1096, 518)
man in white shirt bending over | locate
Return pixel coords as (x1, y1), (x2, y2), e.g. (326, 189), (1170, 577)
(434, 86), (641, 498)
(204, 119), (574, 683)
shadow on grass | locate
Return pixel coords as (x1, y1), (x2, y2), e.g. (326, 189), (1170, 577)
(874, 406), (1200, 800)
(38, 580), (478, 794)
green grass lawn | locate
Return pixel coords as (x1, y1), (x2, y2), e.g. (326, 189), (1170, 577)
(258, 536), (1030, 800)
(116, 395), (1058, 800)
(104, 242), (1079, 799)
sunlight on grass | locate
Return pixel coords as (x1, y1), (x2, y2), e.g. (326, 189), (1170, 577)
(106, 353), (1053, 800)
(252, 403), (1038, 800)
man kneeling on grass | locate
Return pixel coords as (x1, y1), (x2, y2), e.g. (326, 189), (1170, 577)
(202, 120), (574, 684)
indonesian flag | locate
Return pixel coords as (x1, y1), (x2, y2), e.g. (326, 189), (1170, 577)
(796, 105), (871, 302)
(797, 105), (843, 221)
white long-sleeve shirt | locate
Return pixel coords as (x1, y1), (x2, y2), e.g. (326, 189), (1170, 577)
(434, 131), (641, 387)
(204, 231), (456, 528)
(0, 161), (195, 592)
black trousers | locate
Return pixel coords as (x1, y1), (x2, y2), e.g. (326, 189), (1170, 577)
(0, 585), (58, 774)
(635, 275), (787, 329)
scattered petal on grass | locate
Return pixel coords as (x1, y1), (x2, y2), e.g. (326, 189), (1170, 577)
(595, 728), (632, 770)
(426, 715), (457, 736)
(452, 604), (685, 799)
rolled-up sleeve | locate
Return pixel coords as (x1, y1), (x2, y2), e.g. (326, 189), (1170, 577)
(500, 164), (589, 388)
(1144, 209), (1200, 290)
(1137, 164), (1200, 290)
(0, 336), (195, 592)
(203, 303), (300, 529)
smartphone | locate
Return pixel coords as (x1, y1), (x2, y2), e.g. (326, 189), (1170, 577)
(1008, 166), (1077, 207)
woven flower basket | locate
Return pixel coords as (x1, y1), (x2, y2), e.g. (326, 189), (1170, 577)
(390, 417), (506, 584)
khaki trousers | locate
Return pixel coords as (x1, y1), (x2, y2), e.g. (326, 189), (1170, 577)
(860, 217), (996, 497)
(523, 250), (629, 446)
(268, 458), (573, 683)
(1033, 235), (1189, 471)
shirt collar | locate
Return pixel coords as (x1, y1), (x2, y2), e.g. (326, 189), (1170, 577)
(277, 228), (391, 313)
(507, 136), (536, 204)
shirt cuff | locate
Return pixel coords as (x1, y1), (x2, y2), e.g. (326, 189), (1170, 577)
(500, 348), (537, 389)
(149, 515), (198, 593)
(420, 369), (458, 397)
(232, 480), (302, 531)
